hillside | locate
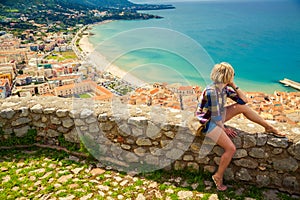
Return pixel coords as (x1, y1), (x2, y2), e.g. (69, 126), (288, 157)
(0, 0), (174, 33)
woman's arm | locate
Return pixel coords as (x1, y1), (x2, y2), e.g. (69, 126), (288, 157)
(227, 82), (248, 104)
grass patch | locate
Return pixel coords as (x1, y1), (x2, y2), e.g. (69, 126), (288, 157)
(79, 93), (91, 98)
(45, 51), (78, 61)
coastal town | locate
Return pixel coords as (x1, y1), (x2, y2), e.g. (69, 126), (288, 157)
(0, 0), (299, 127)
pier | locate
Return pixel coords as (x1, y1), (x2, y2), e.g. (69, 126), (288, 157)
(279, 78), (300, 91)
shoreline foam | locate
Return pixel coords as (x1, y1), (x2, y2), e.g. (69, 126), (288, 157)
(79, 21), (147, 88)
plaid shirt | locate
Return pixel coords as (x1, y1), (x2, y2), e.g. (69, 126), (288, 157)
(196, 83), (246, 124)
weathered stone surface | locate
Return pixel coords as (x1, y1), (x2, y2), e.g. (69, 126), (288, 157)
(43, 108), (56, 114)
(19, 107), (29, 117)
(30, 104), (43, 114)
(149, 147), (163, 156)
(232, 136), (242, 148)
(243, 135), (256, 148)
(32, 121), (46, 128)
(134, 147), (146, 156)
(187, 162), (199, 171)
(97, 113), (108, 122)
(164, 131), (175, 139)
(0, 108), (15, 119)
(131, 126), (144, 137)
(236, 168), (252, 181)
(64, 129), (80, 143)
(136, 138), (152, 146)
(234, 158), (258, 169)
(224, 168), (234, 181)
(267, 137), (289, 148)
(11, 117), (32, 126)
(99, 122), (114, 132)
(166, 149), (184, 160)
(213, 146), (224, 156)
(80, 109), (93, 119)
(124, 152), (139, 163)
(146, 126), (162, 140)
(85, 117), (97, 124)
(272, 148), (283, 155)
(145, 155), (159, 166)
(282, 176), (299, 190)
(14, 125), (30, 137)
(89, 123), (100, 133)
(32, 114), (41, 121)
(273, 157), (298, 172)
(233, 149), (248, 159)
(118, 123), (131, 137)
(56, 109), (68, 117)
(50, 116), (61, 125)
(256, 174), (270, 187)
(128, 117), (148, 127)
(62, 118), (74, 128)
(47, 129), (60, 137)
(257, 133), (268, 146)
(74, 119), (85, 126)
(287, 141), (300, 160)
(174, 161), (186, 170)
(249, 148), (268, 159)
(203, 165), (216, 173)
(177, 190), (193, 199)
(183, 155), (194, 161)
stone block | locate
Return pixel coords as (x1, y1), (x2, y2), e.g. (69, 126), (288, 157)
(256, 174), (270, 187)
(136, 138), (152, 146)
(32, 121), (46, 128)
(128, 116), (148, 127)
(249, 148), (268, 159)
(56, 109), (68, 117)
(134, 147), (147, 156)
(11, 117), (32, 126)
(19, 107), (29, 117)
(174, 161), (186, 170)
(257, 133), (268, 146)
(273, 157), (298, 172)
(124, 152), (139, 163)
(166, 149), (184, 160)
(74, 119), (85, 126)
(62, 118), (74, 128)
(47, 129), (61, 137)
(187, 162), (199, 171)
(50, 116), (61, 125)
(43, 108), (56, 114)
(30, 104), (43, 114)
(80, 109), (93, 119)
(243, 135), (256, 148)
(145, 155), (159, 166)
(236, 168), (252, 181)
(98, 113), (108, 122)
(267, 137), (289, 148)
(14, 125), (30, 137)
(234, 158), (258, 169)
(232, 135), (242, 148)
(0, 108), (16, 119)
(282, 176), (299, 191)
(233, 149), (248, 159)
(287, 141), (300, 160)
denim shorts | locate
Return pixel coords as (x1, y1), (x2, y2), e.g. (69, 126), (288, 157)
(202, 120), (217, 134)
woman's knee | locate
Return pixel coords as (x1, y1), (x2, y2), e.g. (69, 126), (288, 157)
(226, 144), (236, 155)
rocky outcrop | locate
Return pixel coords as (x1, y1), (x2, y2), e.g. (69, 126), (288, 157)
(0, 96), (300, 194)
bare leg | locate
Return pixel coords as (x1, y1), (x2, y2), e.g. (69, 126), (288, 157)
(224, 103), (284, 136)
(207, 126), (236, 190)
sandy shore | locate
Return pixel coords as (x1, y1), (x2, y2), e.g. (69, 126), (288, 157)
(79, 21), (147, 87)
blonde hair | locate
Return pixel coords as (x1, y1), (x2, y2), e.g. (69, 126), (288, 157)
(210, 62), (235, 84)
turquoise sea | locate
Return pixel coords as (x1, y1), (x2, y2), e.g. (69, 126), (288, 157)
(89, 0), (300, 93)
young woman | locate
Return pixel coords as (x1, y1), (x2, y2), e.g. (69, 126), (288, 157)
(196, 62), (285, 191)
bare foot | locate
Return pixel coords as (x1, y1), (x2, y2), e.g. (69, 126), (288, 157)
(265, 126), (286, 137)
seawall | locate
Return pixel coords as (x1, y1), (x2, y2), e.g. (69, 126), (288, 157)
(0, 96), (299, 194)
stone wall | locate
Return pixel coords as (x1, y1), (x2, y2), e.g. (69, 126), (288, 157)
(0, 96), (299, 194)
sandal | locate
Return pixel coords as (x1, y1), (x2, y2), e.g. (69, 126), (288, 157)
(212, 175), (227, 191)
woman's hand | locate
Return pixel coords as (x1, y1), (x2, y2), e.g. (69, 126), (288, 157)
(224, 127), (237, 137)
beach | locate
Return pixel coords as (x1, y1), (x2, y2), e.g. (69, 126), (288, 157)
(79, 21), (147, 87)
